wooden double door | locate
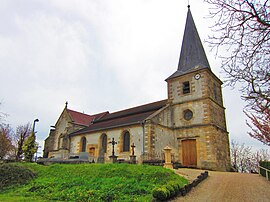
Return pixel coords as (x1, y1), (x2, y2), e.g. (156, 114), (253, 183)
(182, 139), (197, 167)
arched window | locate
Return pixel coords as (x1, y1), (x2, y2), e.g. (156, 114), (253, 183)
(123, 131), (130, 152)
(100, 133), (107, 153)
(81, 137), (87, 152)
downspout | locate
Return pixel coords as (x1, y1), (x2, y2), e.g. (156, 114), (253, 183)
(141, 120), (145, 154)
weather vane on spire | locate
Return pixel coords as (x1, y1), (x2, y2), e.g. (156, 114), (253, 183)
(65, 101), (68, 108)
(188, 0), (190, 8)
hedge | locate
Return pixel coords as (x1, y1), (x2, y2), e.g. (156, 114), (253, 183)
(0, 164), (36, 190)
(152, 181), (181, 201)
(152, 171), (208, 201)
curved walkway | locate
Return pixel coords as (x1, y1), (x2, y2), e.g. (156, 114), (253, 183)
(172, 169), (270, 202)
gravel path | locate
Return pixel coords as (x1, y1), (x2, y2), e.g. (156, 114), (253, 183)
(172, 169), (270, 202)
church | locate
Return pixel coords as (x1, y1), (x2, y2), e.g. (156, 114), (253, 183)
(43, 6), (231, 171)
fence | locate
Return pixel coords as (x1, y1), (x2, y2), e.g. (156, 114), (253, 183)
(258, 165), (270, 181)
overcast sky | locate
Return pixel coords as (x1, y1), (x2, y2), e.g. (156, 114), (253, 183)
(0, 0), (268, 156)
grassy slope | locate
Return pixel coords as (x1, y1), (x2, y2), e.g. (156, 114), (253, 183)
(0, 163), (188, 201)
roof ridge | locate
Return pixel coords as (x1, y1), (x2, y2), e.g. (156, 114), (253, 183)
(66, 109), (92, 117)
(93, 99), (167, 123)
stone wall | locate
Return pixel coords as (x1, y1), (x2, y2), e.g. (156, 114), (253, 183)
(166, 69), (230, 171)
(167, 69), (223, 106)
(43, 129), (56, 158)
(176, 125), (230, 171)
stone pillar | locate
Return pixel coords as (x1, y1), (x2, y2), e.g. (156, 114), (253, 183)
(130, 143), (136, 164)
(109, 155), (118, 163)
(130, 155), (136, 164)
(163, 146), (173, 169)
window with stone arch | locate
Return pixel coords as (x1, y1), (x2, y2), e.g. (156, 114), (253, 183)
(122, 131), (130, 152)
(183, 81), (190, 94)
(81, 137), (87, 152)
(100, 133), (107, 153)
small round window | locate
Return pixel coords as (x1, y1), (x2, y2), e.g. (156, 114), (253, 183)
(184, 110), (193, 121)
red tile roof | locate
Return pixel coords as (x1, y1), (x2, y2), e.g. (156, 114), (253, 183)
(70, 99), (167, 136)
(67, 109), (108, 126)
(95, 99), (168, 122)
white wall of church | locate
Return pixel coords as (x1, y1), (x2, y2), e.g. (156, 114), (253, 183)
(69, 125), (144, 161)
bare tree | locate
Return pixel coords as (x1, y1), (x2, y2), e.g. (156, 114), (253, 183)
(231, 140), (253, 172)
(230, 140), (270, 173)
(0, 102), (7, 126)
(251, 148), (270, 171)
(245, 105), (270, 146)
(205, 0), (270, 144)
(13, 123), (32, 160)
(0, 125), (13, 160)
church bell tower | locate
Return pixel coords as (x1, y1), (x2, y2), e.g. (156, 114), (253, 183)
(166, 6), (230, 171)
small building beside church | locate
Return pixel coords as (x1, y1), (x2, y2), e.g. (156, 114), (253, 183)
(44, 7), (231, 171)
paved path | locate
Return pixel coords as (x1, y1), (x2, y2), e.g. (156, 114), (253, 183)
(172, 169), (270, 202)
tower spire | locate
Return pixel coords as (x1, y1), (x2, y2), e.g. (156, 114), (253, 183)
(167, 6), (210, 80)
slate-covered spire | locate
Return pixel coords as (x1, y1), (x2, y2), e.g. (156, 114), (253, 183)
(167, 6), (210, 80)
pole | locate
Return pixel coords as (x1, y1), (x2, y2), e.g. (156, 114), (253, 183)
(32, 119), (39, 162)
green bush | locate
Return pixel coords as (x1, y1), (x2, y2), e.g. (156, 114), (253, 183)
(0, 164), (36, 190)
(152, 187), (170, 201)
(166, 184), (176, 197)
(168, 182), (180, 195)
(152, 180), (187, 200)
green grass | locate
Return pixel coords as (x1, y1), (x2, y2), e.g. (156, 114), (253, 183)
(0, 163), (188, 201)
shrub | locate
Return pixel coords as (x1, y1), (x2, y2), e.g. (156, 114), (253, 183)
(167, 182), (179, 196)
(166, 184), (176, 197)
(0, 164), (36, 190)
(152, 180), (187, 200)
(152, 187), (170, 201)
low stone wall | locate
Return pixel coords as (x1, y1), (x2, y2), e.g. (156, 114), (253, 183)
(179, 171), (208, 196)
(37, 158), (91, 165)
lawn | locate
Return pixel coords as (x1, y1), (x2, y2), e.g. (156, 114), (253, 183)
(0, 163), (188, 201)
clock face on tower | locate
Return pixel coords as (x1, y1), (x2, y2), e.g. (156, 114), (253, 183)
(194, 73), (201, 80)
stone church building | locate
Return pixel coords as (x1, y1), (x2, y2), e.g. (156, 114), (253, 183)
(44, 7), (231, 171)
